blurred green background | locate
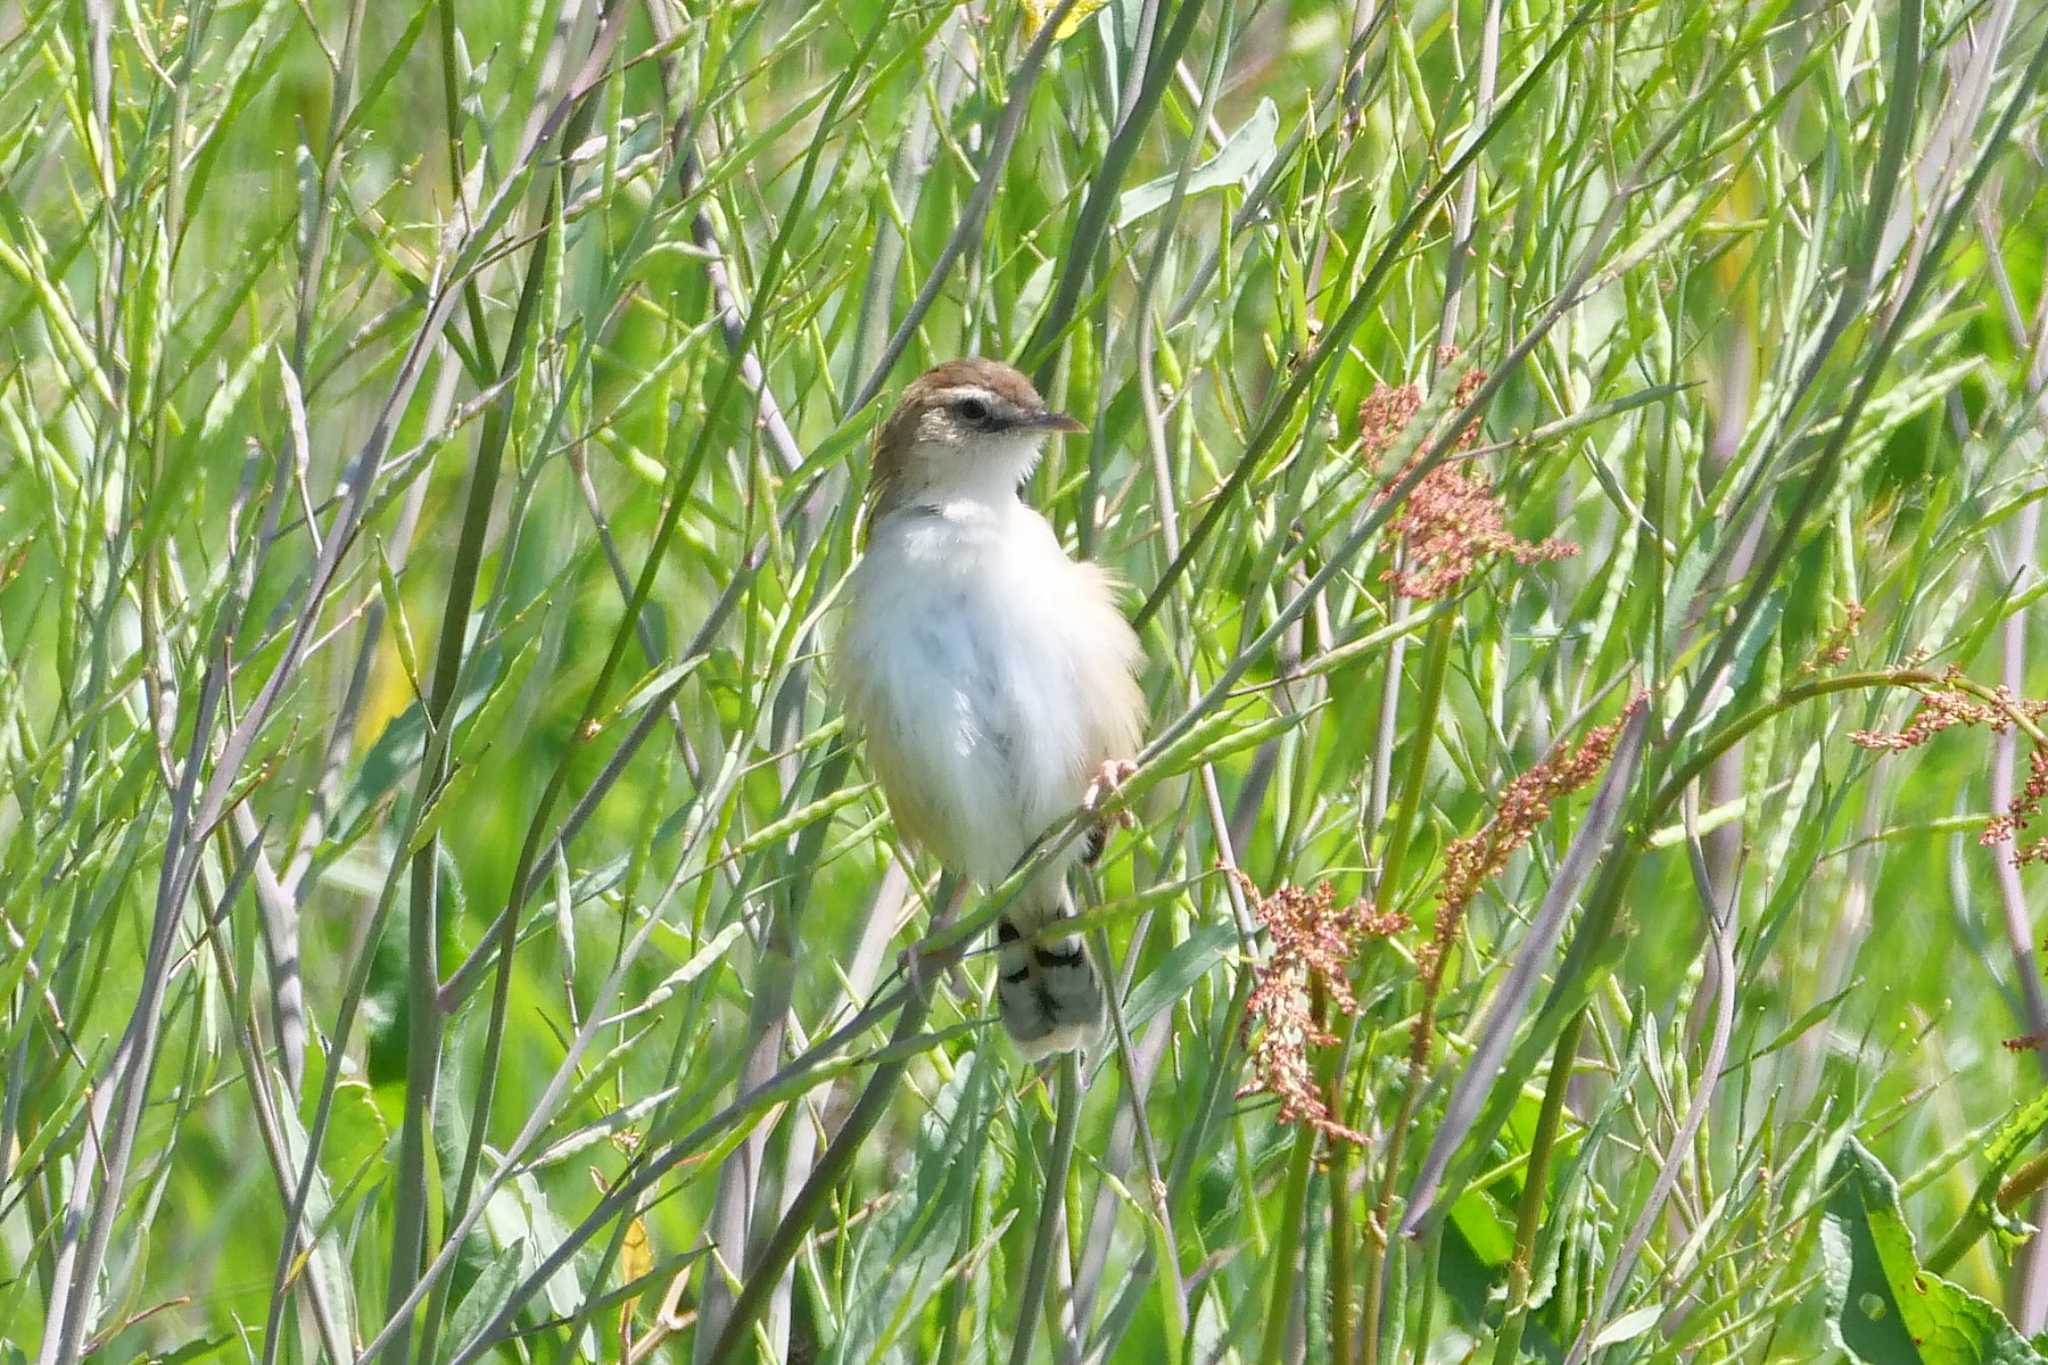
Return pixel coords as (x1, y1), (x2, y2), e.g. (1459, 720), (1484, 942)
(3, 0), (2048, 1360)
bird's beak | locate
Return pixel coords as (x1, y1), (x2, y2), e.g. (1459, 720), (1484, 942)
(1023, 409), (1086, 435)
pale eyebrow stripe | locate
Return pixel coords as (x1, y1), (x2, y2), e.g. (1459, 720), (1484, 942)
(933, 385), (1004, 407)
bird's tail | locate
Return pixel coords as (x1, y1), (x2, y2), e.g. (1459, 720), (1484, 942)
(994, 884), (1105, 1059)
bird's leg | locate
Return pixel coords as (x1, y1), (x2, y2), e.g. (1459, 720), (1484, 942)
(900, 936), (972, 1007)
(1081, 758), (1138, 863)
(898, 876), (972, 1003)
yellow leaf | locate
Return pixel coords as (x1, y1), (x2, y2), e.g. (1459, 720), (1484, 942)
(355, 636), (413, 754)
(620, 1216), (653, 1288)
(1022, 0), (1106, 42)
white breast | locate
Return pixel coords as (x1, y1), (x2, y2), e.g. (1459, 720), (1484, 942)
(836, 498), (1143, 886)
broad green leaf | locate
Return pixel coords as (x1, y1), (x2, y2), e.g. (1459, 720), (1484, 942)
(1118, 99), (1281, 227)
(1821, 1138), (2044, 1365)
(1592, 1304), (1664, 1349)
(828, 1049), (998, 1361)
(1123, 921), (1237, 1034)
(446, 1239), (527, 1357)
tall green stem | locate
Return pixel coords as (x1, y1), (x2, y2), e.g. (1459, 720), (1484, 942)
(1011, 1054), (1085, 1365)
(1262, 1110), (1320, 1364)
(384, 131), (561, 1365)
(1356, 612), (1455, 1362)
(1491, 1009), (1585, 1365)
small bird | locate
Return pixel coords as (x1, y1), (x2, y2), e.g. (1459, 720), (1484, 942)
(836, 358), (1144, 1058)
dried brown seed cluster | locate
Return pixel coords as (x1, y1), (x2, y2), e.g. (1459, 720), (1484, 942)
(1848, 670), (2018, 749)
(1236, 873), (1408, 1143)
(1447, 363), (1489, 437)
(1413, 695), (1648, 1067)
(1382, 461), (1578, 600)
(1988, 744), (2048, 865)
(1356, 367), (1490, 466)
(1357, 383), (1422, 462)
(1358, 365), (1576, 601)
(1850, 668), (2048, 866)
(1802, 601), (1867, 672)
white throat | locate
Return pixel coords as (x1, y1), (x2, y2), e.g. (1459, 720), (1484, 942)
(890, 433), (1045, 510)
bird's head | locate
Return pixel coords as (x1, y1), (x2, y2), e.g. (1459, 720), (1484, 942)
(870, 358), (1084, 513)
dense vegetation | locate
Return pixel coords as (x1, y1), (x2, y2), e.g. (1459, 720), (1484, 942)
(4, 0), (2048, 1360)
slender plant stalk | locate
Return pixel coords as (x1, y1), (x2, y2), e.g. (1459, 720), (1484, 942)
(386, 149), (564, 1365)
(699, 992), (936, 1364)
(1022, 0), (1208, 383)
(1354, 611), (1454, 1361)
(13, 5), (2048, 1362)
(1010, 1054), (1085, 1365)
(1260, 1100), (1320, 1365)
(1491, 1009), (1586, 1365)
(408, 17), (891, 1358)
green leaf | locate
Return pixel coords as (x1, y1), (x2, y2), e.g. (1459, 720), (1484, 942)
(1821, 1137), (2044, 1365)
(363, 899), (413, 1097)
(1592, 1304), (1664, 1349)
(1446, 1187), (1514, 1269)
(481, 1162), (595, 1353)
(1117, 98), (1280, 227)
(1122, 921), (1237, 1034)
(299, 1035), (392, 1192)
(829, 1049), (999, 1360)
(446, 1239), (526, 1358)
(274, 1080), (362, 1350)
(146, 1338), (233, 1364)
(331, 643), (509, 843)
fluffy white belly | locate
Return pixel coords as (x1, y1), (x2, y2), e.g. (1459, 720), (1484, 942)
(838, 500), (1140, 885)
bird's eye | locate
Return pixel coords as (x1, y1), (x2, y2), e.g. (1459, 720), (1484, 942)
(955, 397), (990, 424)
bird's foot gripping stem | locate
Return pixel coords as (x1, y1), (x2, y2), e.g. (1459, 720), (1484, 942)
(1081, 758), (1137, 864)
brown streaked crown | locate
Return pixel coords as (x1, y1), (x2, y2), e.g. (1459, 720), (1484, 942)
(878, 359), (1054, 446)
(870, 358), (1082, 508)
(907, 358), (1047, 409)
